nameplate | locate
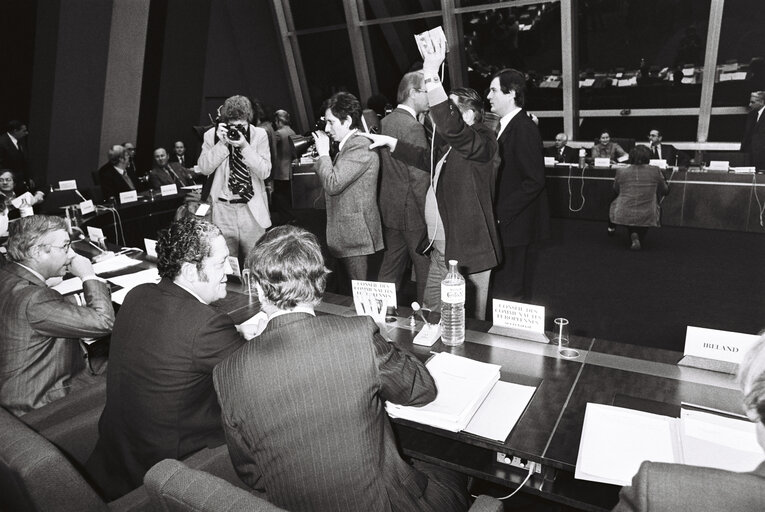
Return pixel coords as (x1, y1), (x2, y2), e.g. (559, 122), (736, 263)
(194, 203), (210, 216)
(79, 200), (95, 215)
(679, 326), (758, 373)
(649, 159), (667, 169)
(58, 179), (77, 190)
(594, 157), (611, 167)
(160, 184), (178, 196)
(227, 256), (241, 277)
(87, 226), (104, 242)
(144, 238), (157, 258)
(707, 160), (729, 171)
(351, 280), (397, 316)
(11, 192), (33, 209)
(544, 156), (556, 167)
(119, 190), (138, 203)
(488, 299), (549, 343)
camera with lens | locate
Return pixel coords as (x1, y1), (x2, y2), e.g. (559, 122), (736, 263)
(226, 124), (246, 141)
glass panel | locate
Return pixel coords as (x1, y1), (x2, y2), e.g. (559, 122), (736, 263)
(579, 117), (699, 145)
(708, 115), (748, 143)
(297, 30), (360, 120)
(712, 0), (765, 107)
(361, 0), (441, 20)
(578, 0), (711, 110)
(460, 2), (562, 111)
(365, 18), (445, 107)
(290, 0), (346, 31)
(536, 117), (563, 140)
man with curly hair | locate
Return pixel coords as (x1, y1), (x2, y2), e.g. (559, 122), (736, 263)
(197, 95), (271, 263)
(86, 217), (245, 500)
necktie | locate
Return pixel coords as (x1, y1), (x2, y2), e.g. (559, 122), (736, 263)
(122, 171), (135, 189)
(653, 146), (659, 158)
(165, 166), (184, 186)
(228, 147), (253, 201)
(179, 155), (184, 166)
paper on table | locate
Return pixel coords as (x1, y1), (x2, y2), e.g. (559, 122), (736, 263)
(680, 409), (763, 472)
(107, 268), (160, 304)
(575, 403), (677, 486)
(92, 254), (142, 274)
(463, 381), (536, 442)
(52, 277), (83, 295)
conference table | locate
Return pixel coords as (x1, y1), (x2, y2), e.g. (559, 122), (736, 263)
(213, 285), (744, 512)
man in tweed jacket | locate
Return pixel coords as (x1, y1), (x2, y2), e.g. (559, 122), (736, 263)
(313, 92), (383, 284)
(214, 225), (468, 512)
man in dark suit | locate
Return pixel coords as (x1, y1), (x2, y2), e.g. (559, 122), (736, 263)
(648, 129), (689, 167)
(85, 217), (244, 499)
(377, 71), (431, 303)
(214, 225), (468, 512)
(740, 91), (765, 170)
(148, 147), (195, 189)
(612, 331), (765, 511)
(169, 140), (190, 167)
(0, 120), (32, 193)
(97, 144), (138, 201)
(487, 68), (550, 302)
(0, 215), (114, 416)
(545, 132), (578, 164)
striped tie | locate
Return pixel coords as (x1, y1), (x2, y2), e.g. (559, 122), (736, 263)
(228, 147), (253, 201)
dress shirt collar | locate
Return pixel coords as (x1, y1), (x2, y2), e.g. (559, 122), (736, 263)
(497, 107), (522, 139)
(758, 106), (765, 123)
(269, 305), (316, 321)
(338, 129), (357, 152)
(15, 262), (45, 284)
(396, 104), (418, 120)
(173, 280), (207, 304)
(114, 165), (126, 176)
(7, 132), (19, 149)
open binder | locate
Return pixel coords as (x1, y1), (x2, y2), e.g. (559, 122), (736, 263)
(575, 403), (763, 486)
(386, 352), (536, 441)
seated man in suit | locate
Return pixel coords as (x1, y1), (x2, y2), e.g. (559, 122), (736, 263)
(148, 147), (195, 189)
(214, 225), (469, 512)
(170, 140), (189, 167)
(0, 215), (114, 416)
(85, 217), (245, 499)
(648, 129), (689, 167)
(613, 330), (765, 511)
(545, 132), (578, 163)
(98, 144), (137, 201)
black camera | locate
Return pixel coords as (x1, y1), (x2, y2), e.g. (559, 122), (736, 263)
(226, 124), (246, 141)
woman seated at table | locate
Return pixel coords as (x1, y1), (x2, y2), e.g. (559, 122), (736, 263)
(612, 331), (765, 511)
(0, 169), (44, 219)
(591, 129), (628, 164)
(608, 146), (668, 250)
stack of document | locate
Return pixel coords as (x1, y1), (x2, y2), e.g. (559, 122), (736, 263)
(107, 268), (161, 304)
(386, 352), (501, 432)
(575, 403), (763, 486)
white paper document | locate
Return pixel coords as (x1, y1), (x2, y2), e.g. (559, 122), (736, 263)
(386, 352), (500, 432)
(92, 254), (142, 274)
(107, 268), (160, 304)
(680, 409), (762, 472)
(463, 380), (536, 442)
(52, 277), (84, 295)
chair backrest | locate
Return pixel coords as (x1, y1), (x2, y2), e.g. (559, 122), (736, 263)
(0, 405), (108, 512)
(611, 137), (635, 153)
(144, 459), (287, 512)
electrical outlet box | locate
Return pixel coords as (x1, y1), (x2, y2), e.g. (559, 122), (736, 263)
(496, 453), (542, 473)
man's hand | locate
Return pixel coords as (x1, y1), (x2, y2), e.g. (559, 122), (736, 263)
(422, 36), (446, 77)
(312, 131), (331, 157)
(358, 132), (398, 152)
(215, 123), (230, 144)
(68, 254), (96, 279)
(33, 191), (45, 204)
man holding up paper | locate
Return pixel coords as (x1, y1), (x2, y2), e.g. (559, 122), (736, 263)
(86, 217), (244, 499)
(612, 331), (765, 511)
(0, 215), (114, 416)
(214, 225), (468, 512)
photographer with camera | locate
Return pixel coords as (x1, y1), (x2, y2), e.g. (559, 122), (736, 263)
(197, 95), (272, 263)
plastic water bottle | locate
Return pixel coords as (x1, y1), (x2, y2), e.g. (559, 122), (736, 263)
(441, 260), (465, 346)
(579, 148), (586, 169)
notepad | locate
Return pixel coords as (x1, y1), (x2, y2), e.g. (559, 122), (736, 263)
(575, 403), (763, 486)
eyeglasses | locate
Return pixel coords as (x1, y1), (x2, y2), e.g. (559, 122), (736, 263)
(46, 241), (72, 252)
(0, 178), (14, 183)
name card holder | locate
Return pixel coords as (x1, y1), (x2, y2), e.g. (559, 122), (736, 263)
(351, 280), (397, 317)
(677, 326), (758, 374)
(649, 159), (667, 169)
(544, 156), (556, 167)
(488, 299), (549, 343)
(119, 190), (138, 204)
(594, 157), (611, 168)
(160, 184), (178, 196)
(58, 180), (78, 190)
(79, 199), (95, 215)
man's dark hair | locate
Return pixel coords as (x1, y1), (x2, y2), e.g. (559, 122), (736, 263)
(219, 95), (254, 123)
(6, 120), (25, 134)
(651, 129), (663, 137)
(492, 68), (527, 108)
(450, 87), (484, 123)
(629, 145), (652, 165)
(325, 92), (362, 129)
(157, 217), (222, 280)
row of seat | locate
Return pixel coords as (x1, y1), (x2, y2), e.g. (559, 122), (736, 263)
(1, 383), (504, 511)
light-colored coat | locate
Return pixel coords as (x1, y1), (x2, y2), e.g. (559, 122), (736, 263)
(314, 133), (383, 258)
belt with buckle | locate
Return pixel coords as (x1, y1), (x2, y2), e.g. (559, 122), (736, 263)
(218, 197), (248, 204)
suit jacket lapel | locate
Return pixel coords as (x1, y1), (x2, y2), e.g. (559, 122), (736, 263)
(5, 262), (46, 287)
